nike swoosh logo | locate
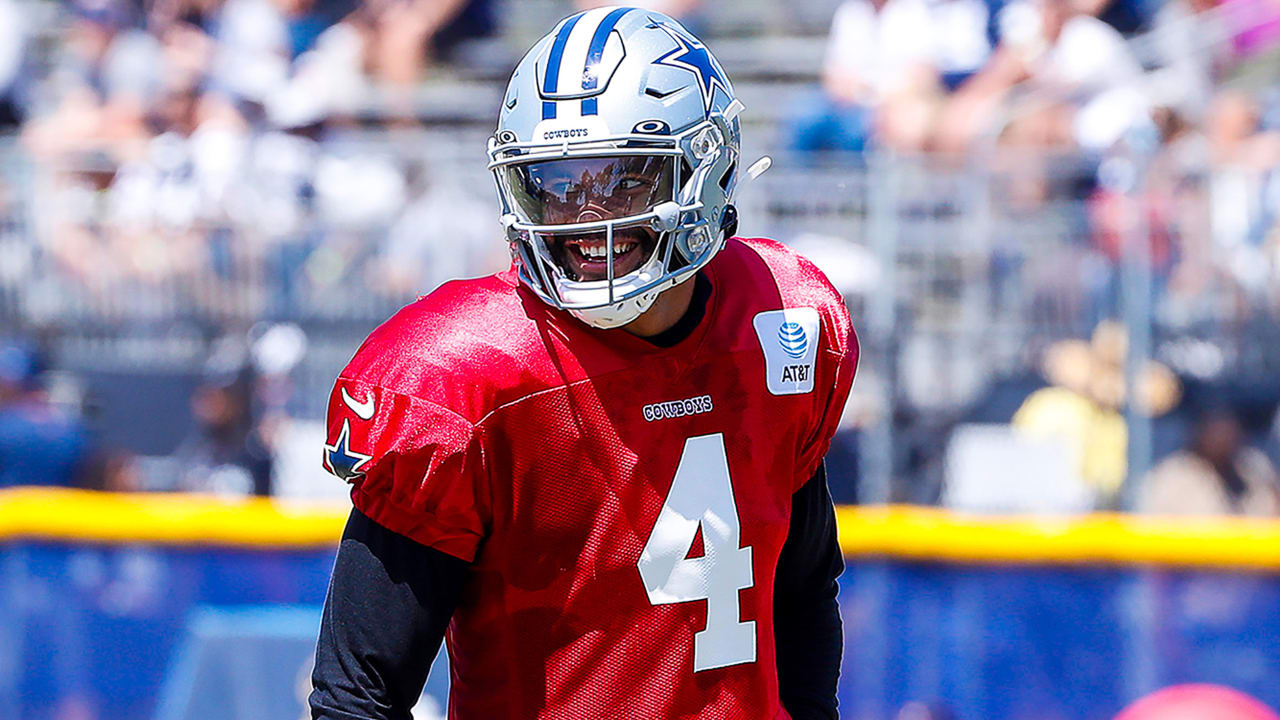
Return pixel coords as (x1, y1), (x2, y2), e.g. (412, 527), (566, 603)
(341, 387), (375, 421)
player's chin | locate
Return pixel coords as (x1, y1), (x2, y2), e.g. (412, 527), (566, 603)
(553, 228), (658, 282)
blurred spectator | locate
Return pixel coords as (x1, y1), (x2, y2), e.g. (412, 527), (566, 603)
(23, 0), (161, 161)
(173, 341), (273, 496)
(372, 157), (502, 295)
(1012, 334), (1128, 504)
(1012, 321), (1180, 506)
(1139, 408), (1280, 515)
(1143, 87), (1280, 330)
(931, 0), (995, 89)
(212, 0), (496, 124)
(1132, 88), (1280, 325)
(787, 0), (992, 155)
(211, 0), (361, 125)
(1205, 92), (1280, 259)
(1076, 0), (1155, 36)
(1146, 0), (1231, 125)
(937, 0), (1148, 155)
(342, 0), (493, 122)
(79, 448), (142, 492)
(0, 343), (92, 488)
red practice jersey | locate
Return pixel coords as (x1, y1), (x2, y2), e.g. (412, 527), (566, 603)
(323, 237), (858, 719)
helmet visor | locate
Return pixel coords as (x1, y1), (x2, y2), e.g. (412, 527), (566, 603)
(501, 155), (675, 226)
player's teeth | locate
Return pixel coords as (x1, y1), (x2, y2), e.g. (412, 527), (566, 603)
(578, 242), (635, 259)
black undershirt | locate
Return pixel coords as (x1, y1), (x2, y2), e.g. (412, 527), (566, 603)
(310, 273), (844, 719)
(643, 272), (713, 348)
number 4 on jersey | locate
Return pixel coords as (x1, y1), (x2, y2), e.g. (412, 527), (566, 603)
(638, 433), (756, 672)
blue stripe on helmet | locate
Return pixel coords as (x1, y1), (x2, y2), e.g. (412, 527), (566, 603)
(542, 13), (585, 119)
(582, 7), (631, 92)
(543, 13), (583, 95)
(579, 7), (631, 116)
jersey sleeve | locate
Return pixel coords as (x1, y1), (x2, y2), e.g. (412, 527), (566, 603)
(795, 299), (859, 491)
(323, 377), (490, 562)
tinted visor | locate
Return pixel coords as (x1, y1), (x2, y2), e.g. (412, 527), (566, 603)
(502, 155), (675, 226)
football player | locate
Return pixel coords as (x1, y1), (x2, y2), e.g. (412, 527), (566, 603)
(310, 6), (858, 719)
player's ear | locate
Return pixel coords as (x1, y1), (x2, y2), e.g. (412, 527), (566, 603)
(720, 204), (738, 240)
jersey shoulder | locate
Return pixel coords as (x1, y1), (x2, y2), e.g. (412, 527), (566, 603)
(713, 237), (856, 359)
(339, 270), (544, 422)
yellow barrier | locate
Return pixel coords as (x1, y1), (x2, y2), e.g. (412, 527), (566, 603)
(0, 487), (347, 548)
(836, 505), (1280, 571)
(3, 488), (1280, 570)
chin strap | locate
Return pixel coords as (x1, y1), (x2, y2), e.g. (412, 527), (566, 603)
(719, 204), (739, 240)
(570, 291), (656, 329)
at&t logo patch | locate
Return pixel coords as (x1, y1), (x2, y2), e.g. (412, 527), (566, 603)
(753, 308), (820, 395)
(777, 322), (809, 359)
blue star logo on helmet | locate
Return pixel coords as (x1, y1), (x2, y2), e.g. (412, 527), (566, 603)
(652, 22), (731, 113)
(777, 322), (808, 359)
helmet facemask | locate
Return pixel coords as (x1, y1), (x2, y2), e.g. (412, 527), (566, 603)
(500, 154), (676, 287)
(490, 120), (737, 329)
(488, 8), (743, 329)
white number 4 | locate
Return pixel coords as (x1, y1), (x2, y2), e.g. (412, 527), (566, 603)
(637, 433), (756, 672)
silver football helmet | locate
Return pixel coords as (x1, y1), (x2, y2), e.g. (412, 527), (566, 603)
(489, 6), (742, 329)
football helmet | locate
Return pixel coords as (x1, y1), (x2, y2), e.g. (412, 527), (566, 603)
(489, 6), (742, 329)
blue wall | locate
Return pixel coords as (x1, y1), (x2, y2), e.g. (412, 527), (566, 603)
(840, 562), (1280, 720)
(3, 542), (1278, 720)
(0, 543), (334, 720)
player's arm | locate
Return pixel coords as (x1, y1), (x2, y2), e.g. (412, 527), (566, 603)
(310, 508), (468, 720)
(773, 462), (844, 720)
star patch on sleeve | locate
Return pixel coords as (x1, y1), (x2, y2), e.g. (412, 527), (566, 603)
(323, 418), (373, 482)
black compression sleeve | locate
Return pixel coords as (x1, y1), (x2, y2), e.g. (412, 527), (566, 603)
(310, 507), (469, 720)
(773, 463), (845, 720)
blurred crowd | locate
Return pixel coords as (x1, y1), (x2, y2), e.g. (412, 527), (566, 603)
(791, 0), (1278, 156)
(796, 0), (1280, 513)
(792, 0), (1280, 333)
(0, 0), (507, 321)
(0, 0), (1276, 514)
